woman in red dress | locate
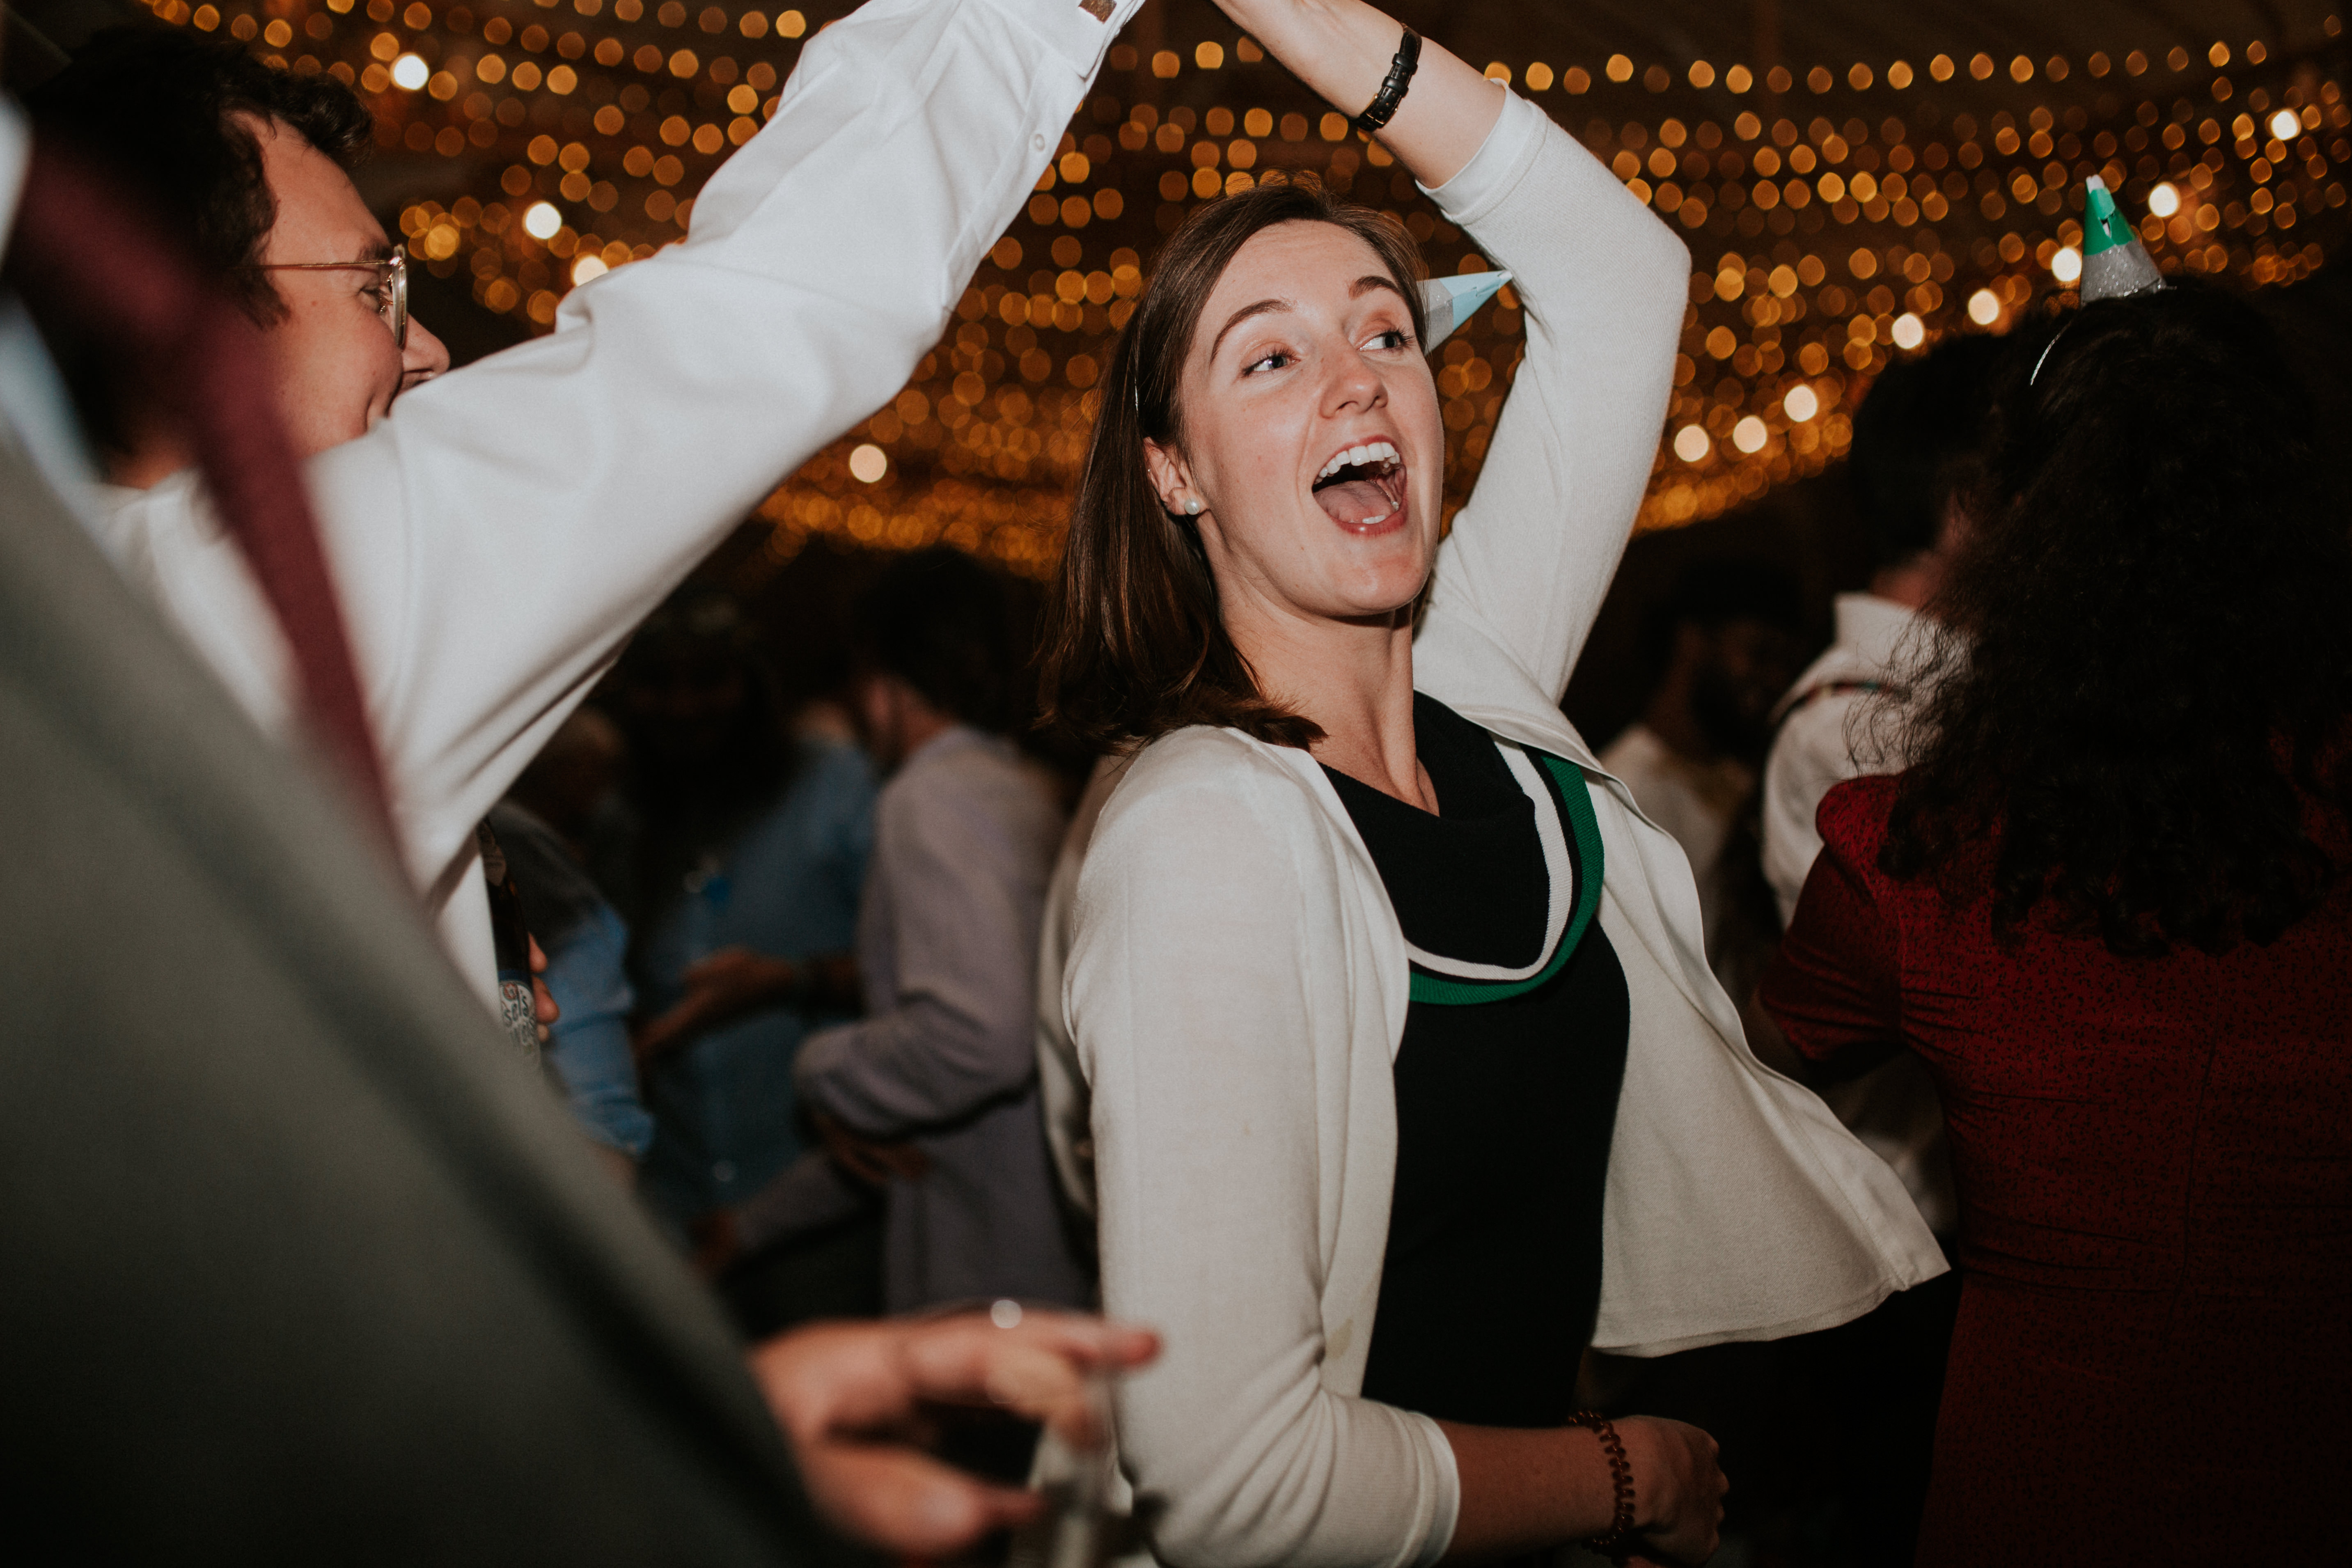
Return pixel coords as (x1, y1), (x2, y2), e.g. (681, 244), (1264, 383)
(1761, 283), (2352, 1564)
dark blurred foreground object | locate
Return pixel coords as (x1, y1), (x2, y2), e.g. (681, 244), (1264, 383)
(0, 138), (848, 1563)
(0, 421), (857, 1566)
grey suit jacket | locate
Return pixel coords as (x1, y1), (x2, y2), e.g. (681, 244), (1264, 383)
(0, 433), (855, 1561)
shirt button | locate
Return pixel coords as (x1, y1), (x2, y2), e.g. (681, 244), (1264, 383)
(1032, 133), (1047, 151)
(712, 1160), (737, 1183)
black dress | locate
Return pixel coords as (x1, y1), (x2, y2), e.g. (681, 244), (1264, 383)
(1324, 694), (1630, 1430)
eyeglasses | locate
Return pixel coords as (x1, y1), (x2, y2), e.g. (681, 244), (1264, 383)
(259, 245), (408, 349)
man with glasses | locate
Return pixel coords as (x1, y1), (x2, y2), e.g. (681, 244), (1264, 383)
(27, 0), (1138, 1009)
(33, 32), (448, 484)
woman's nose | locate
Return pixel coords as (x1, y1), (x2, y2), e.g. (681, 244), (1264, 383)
(1321, 349), (1387, 415)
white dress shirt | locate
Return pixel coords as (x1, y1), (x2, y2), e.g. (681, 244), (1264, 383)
(82, 0), (1140, 1005)
(793, 725), (1089, 1313)
(1761, 592), (1934, 923)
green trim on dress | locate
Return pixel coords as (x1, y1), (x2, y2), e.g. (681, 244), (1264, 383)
(1408, 752), (1604, 1006)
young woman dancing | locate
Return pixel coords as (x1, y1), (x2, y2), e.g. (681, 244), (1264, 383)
(1041, 3), (1946, 1563)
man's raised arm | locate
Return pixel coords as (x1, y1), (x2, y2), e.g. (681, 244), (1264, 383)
(313, 0), (1138, 905)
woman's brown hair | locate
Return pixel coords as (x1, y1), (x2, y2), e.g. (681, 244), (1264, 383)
(1037, 179), (1427, 751)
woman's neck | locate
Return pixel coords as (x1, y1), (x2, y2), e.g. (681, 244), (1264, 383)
(1228, 594), (1433, 810)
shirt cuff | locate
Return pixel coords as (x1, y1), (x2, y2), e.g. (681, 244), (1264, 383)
(792, 1020), (852, 1105)
(1419, 90), (1549, 228)
(981, 0), (1147, 78)
(1410, 1410), (1463, 1568)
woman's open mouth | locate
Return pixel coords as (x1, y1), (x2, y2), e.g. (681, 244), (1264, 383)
(1311, 439), (1406, 531)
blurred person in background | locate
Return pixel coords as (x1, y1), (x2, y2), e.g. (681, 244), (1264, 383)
(1761, 335), (2003, 925)
(488, 792), (654, 1181)
(1751, 336), (2001, 1563)
(22, 0), (1144, 1015)
(767, 546), (1087, 1315)
(612, 593), (878, 1330)
(1761, 283), (2352, 1563)
(1599, 560), (1802, 988)
(506, 701), (632, 885)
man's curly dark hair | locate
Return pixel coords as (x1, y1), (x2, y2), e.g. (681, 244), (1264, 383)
(27, 24), (374, 323)
(1880, 282), (2352, 957)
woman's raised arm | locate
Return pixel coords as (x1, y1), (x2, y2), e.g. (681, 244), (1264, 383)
(1213, 0), (1688, 707)
(1207, 0), (1504, 189)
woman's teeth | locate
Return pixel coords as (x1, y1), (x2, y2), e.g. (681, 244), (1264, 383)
(1311, 438), (1406, 529)
(1315, 439), (1401, 484)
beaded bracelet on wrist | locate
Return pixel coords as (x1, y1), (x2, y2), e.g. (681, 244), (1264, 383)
(1567, 1410), (1638, 1562)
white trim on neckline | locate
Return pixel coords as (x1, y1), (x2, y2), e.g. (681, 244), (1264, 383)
(1401, 739), (1573, 983)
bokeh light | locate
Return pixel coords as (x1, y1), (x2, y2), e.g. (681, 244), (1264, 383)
(164, 0), (2343, 569)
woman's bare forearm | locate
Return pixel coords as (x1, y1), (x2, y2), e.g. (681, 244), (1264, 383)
(1437, 1421), (1622, 1559)
(1206, 0), (1505, 189)
(1440, 1413), (1726, 1563)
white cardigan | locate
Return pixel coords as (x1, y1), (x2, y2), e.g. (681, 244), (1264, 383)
(1063, 95), (1947, 1568)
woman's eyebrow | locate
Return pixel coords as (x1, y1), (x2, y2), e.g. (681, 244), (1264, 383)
(1352, 275), (1406, 302)
(1209, 297), (1291, 361)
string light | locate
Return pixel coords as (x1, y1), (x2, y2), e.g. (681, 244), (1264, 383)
(131, 0), (2347, 568)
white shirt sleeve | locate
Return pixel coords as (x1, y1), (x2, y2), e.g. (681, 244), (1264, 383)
(1413, 92), (1690, 704)
(1761, 693), (1866, 926)
(106, 0), (1141, 938)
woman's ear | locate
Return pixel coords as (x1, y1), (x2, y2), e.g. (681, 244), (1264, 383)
(1142, 438), (1197, 516)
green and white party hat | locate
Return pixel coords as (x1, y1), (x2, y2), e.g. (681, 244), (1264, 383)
(1419, 271), (1511, 347)
(2078, 175), (2165, 302)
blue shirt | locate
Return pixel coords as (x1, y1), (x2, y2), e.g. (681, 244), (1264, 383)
(540, 902), (656, 1158)
(635, 737), (876, 1222)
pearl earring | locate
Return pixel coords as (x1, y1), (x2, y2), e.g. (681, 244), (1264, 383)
(1185, 497), (1204, 516)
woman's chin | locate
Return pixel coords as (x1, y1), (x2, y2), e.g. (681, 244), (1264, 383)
(1315, 557), (1431, 623)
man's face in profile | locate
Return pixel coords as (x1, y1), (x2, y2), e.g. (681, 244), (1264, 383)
(246, 114), (450, 457)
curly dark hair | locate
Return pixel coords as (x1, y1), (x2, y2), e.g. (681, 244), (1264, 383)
(1880, 283), (2352, 957)
(28, 25), (374, 323)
